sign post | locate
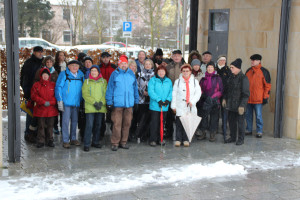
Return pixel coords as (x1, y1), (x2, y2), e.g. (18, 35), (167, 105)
(123, 22), (132, 54)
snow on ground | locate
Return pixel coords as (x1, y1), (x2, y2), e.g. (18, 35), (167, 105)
(2, 116), (26, 122)
(0, 161), (246, 200)
(1, 150), (300, 200)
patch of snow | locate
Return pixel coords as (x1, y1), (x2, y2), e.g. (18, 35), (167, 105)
(0, 161), (246, 200)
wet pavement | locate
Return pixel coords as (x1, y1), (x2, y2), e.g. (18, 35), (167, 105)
(2, 112), (300, 200)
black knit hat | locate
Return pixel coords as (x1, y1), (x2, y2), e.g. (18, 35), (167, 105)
(83, 56), (93, 63)
(156, 48), (163, 56)
(101, 52), (111, 57)
(250, 54), (262, 61)
(231, 58), (242, 69)
(67, 60), (81, 66)
(33, 46), (43, 52)
(202, 51), (212, 56)
(77, 52), (87, 62)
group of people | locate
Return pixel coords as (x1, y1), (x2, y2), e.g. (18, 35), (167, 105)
(20, 46), (271, 152)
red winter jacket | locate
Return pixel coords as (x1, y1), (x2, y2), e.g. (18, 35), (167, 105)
(99, 62), (117, 83)
(31, 68), (58, 117)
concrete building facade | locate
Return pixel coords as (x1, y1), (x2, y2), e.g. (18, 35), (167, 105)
(196, 0), (299, 139)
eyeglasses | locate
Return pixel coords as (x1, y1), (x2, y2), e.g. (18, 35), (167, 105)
(182, 70), (190, 72)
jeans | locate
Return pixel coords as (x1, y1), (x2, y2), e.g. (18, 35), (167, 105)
(84, 113), (104, 147)
(245, 104), (263, 133)
(62, 106), (79, 143)
(221, 107), (229, 139)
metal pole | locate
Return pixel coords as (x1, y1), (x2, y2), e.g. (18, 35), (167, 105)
(4, 0), (21, 162)
(176, 0), (180, 49)
(126, 37), (128, 54)
(274, 0), (291, 138)
(181, 0), (187, 57)
(189, 0), (199, 52)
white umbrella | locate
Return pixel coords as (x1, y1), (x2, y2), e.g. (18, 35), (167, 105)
(180, 111), (202, 142)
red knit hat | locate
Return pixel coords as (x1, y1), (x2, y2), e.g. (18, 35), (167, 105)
(118, 55), (128, 65)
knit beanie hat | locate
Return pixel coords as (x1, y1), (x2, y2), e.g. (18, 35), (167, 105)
(230, 58), (242, 69)
(118, 55), (128, 65)
(83, 56), (93, 63)
(156, 48), (163, 56)
(90, 65), (101, 73)
(191, 59), (201, 67)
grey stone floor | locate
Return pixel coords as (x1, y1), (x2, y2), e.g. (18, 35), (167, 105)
(2, 114), (300, 199)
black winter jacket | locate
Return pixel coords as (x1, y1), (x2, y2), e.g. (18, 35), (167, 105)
(20, 54), (43, 100)
(223, 71), (249, 112)
(217, 65), (232, 98)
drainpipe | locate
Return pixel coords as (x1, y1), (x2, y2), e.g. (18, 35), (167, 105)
(189, 0), (199, 52)
(274, 0), (291, 138)
(4, 0), (21, 162)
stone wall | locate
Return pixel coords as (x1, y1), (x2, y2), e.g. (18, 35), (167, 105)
(284, 0), (300, 139)
(197, 0), (283, 136)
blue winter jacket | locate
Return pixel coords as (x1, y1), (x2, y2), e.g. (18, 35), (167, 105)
(148, 75), (173, 112)
(55, 68), (85, 107)
(106, 68), (139, 108)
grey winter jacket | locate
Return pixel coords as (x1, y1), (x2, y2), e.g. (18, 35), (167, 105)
(223, 71), (250, 112)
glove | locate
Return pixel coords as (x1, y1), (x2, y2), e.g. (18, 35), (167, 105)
(158, 100), (163, 108)
(238, 107), (245, 115)
(93, 102), (101, 110)
(107, 105), (113, 112)
(57, 101), (64, 112)
(263, 98), (268, 105)
(163, 100), (170, 107)
(44, 101), (50, 107)
(222, 99), (226, 108)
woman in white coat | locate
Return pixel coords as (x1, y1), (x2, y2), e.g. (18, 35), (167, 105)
(171, 64), (201, 147)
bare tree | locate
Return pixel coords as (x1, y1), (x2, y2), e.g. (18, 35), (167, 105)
(130, 0), (165, 49)
(58, 0), (88, 45)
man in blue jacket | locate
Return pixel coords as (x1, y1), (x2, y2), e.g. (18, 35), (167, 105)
(55, 60), (85, 148)
(106, 55), (139, 151)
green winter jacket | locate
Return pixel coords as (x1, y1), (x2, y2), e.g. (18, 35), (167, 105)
(82, 78), (107, 113)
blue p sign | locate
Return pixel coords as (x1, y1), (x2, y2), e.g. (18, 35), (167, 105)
(123, 22), (132, 32)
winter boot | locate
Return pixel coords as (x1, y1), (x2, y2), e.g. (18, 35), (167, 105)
(209, 131), (216, 142)
(197, 130), (206, 140)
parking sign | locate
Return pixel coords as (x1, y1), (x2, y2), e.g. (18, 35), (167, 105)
(123, 22), (132, 32)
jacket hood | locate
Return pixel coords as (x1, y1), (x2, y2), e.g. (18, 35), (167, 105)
(188, 50), (201, 64)
(39, 67), (51, 80)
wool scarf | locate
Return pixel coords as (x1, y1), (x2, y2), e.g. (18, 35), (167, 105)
(183, 76), (190, 103)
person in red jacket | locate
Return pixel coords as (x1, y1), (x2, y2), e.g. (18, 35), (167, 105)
(99, 52), (117, 82)
(245, 54), (271, 138)
(31, 67), (58, 148)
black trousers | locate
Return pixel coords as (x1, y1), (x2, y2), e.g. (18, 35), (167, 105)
(149, 110), (167, 143)
(176, 116), (188, 142)
(199, 106), (219, 132)
(136, 104), (151, 140)
(165, 107), (175, 138)
(228, 111), (245, 142)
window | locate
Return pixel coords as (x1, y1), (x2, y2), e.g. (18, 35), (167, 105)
(63, 8), (70, 20)
(63, 31), (71, 42)
(42, 30), (51, 42)
(210, 12), (229, 31)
